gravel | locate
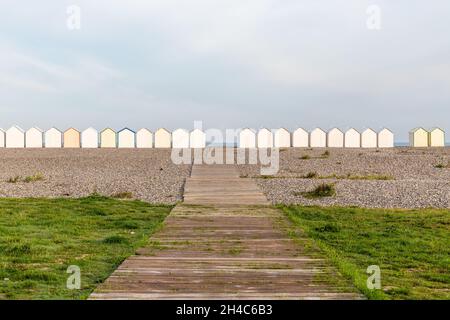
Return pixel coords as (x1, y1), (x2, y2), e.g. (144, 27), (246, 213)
(0, 149), (191, 204)
(237, 147), (450, 209)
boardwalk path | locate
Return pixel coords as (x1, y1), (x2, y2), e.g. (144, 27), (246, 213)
(90, 165), (361, 299)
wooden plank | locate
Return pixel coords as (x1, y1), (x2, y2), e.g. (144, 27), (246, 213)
(90, 165), (362, 300)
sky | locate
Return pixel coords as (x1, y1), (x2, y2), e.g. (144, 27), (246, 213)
(0, 1), (449, 141)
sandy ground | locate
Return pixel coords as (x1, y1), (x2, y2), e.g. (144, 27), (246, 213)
(237, 147), (450, 209)
(0, 149), (191, 204)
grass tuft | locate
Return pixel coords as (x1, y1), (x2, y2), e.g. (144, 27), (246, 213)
(112, 192), (133, 199)
(23, 173), (44, 183)
(299, 183), (336, 198)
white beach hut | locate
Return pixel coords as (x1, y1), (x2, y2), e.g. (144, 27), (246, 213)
(344, 128), (361, 148)
(81, 127), (99, 148)
(172, 129), (190, 148)
(327, 128), (344, 148)
(239, 128), (256, 148)
(117, 128), (136, 148)
(361, 128), (377, 148)
(6, 126), (25, 148)
(45, 128), (62, 148)
(274, 128), (291, 148)
(25, 127), (43, 148)
(292, 128), (309, 147)
(378, 128), (394, 148)
(100, 128), (116, 148)
(190, 129), (206, 148)
(429, 128), (445, 147)
(136, 128), (153, 148)
(310, 128), (326, 148)
(409, 128), (428, 147)
(257, 128), (273, 148)
(155, 128), (171, 148)
(0, 129), (4, 148)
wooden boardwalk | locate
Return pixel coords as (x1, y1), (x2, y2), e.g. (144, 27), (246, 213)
(90, 165), (361, 300)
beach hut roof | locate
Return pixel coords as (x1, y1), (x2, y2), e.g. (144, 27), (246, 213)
(409, 127), (427, 133)
(118, 127), (135, 133)
(8, 125), (25, 132)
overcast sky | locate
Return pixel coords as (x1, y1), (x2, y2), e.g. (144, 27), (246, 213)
(0, 1), (449, 141)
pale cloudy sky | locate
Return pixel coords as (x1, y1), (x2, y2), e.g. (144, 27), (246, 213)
(0, 1), (449, 141)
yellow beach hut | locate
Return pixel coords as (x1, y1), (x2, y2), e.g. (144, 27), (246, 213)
(409, 128), (428, 147)
(428, 128), (445, 147)
(63, 128), (81, 148)
(100, 128), (117, 148)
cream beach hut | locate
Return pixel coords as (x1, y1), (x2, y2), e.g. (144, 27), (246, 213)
(378, 128), (394, 148)
(310, 128), (326, 148)
(409, 128), (428, 147)
(172, 129), (190, 148)
(292, 128), (309, 147)
(6, 126), (25, 148)
(274, 128), (291, 148)
(327, 128), (344, 148)
(429, 128), (445, 147)
(155, 128), (171, 148)
(257, 128), (273, 148)
(117, 128), (135, 148)
(136, 128), (153, 148)
(63, 128), (80, 148)
(25, 127), (43, 148)
(239, 128), (256, 148)
(361, 128), (377, 148)
(45, 128), (62, 148)
(81, 128), (99, 148)
(344, 128), (361, 148)
(190, 129), (206, 148)
(100, 128), (116, 148)
(0, 129), (4, 148)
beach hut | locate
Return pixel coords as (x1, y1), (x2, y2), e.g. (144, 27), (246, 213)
(0, 129), (4, 148)
(172, 129), (190, 148)
(274, 128), (291, 148)
(25, 127), (43, 148)
(429, 128), (445, 147)
(155, 128), (171, 148)
(136, 128), (153, 148)
(100, 128), (116, 148)
(378, 128), (394, 148)
(327, 128), (344, 148)
(45, 128), (62, 148)
(257, 128), (273, 148)
(239, 128), (256, 148)
(190, 129), (206, 148)
(63, 128), (80, 148)
(344, 128), (361, 148)
(292, 128), (309, 147)
(310, 128), (326, 148)
(361, 128), (377, 148)
(117, 128), (135, 148)
(5, 126), (25, 148)
(81, 128), (99, 148)
(409, 128), (428, 147)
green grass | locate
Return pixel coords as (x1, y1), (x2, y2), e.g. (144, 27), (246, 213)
(0, 196), (172, 299)
(297, 183), (336, 198)
(281, 206), (450, 299)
